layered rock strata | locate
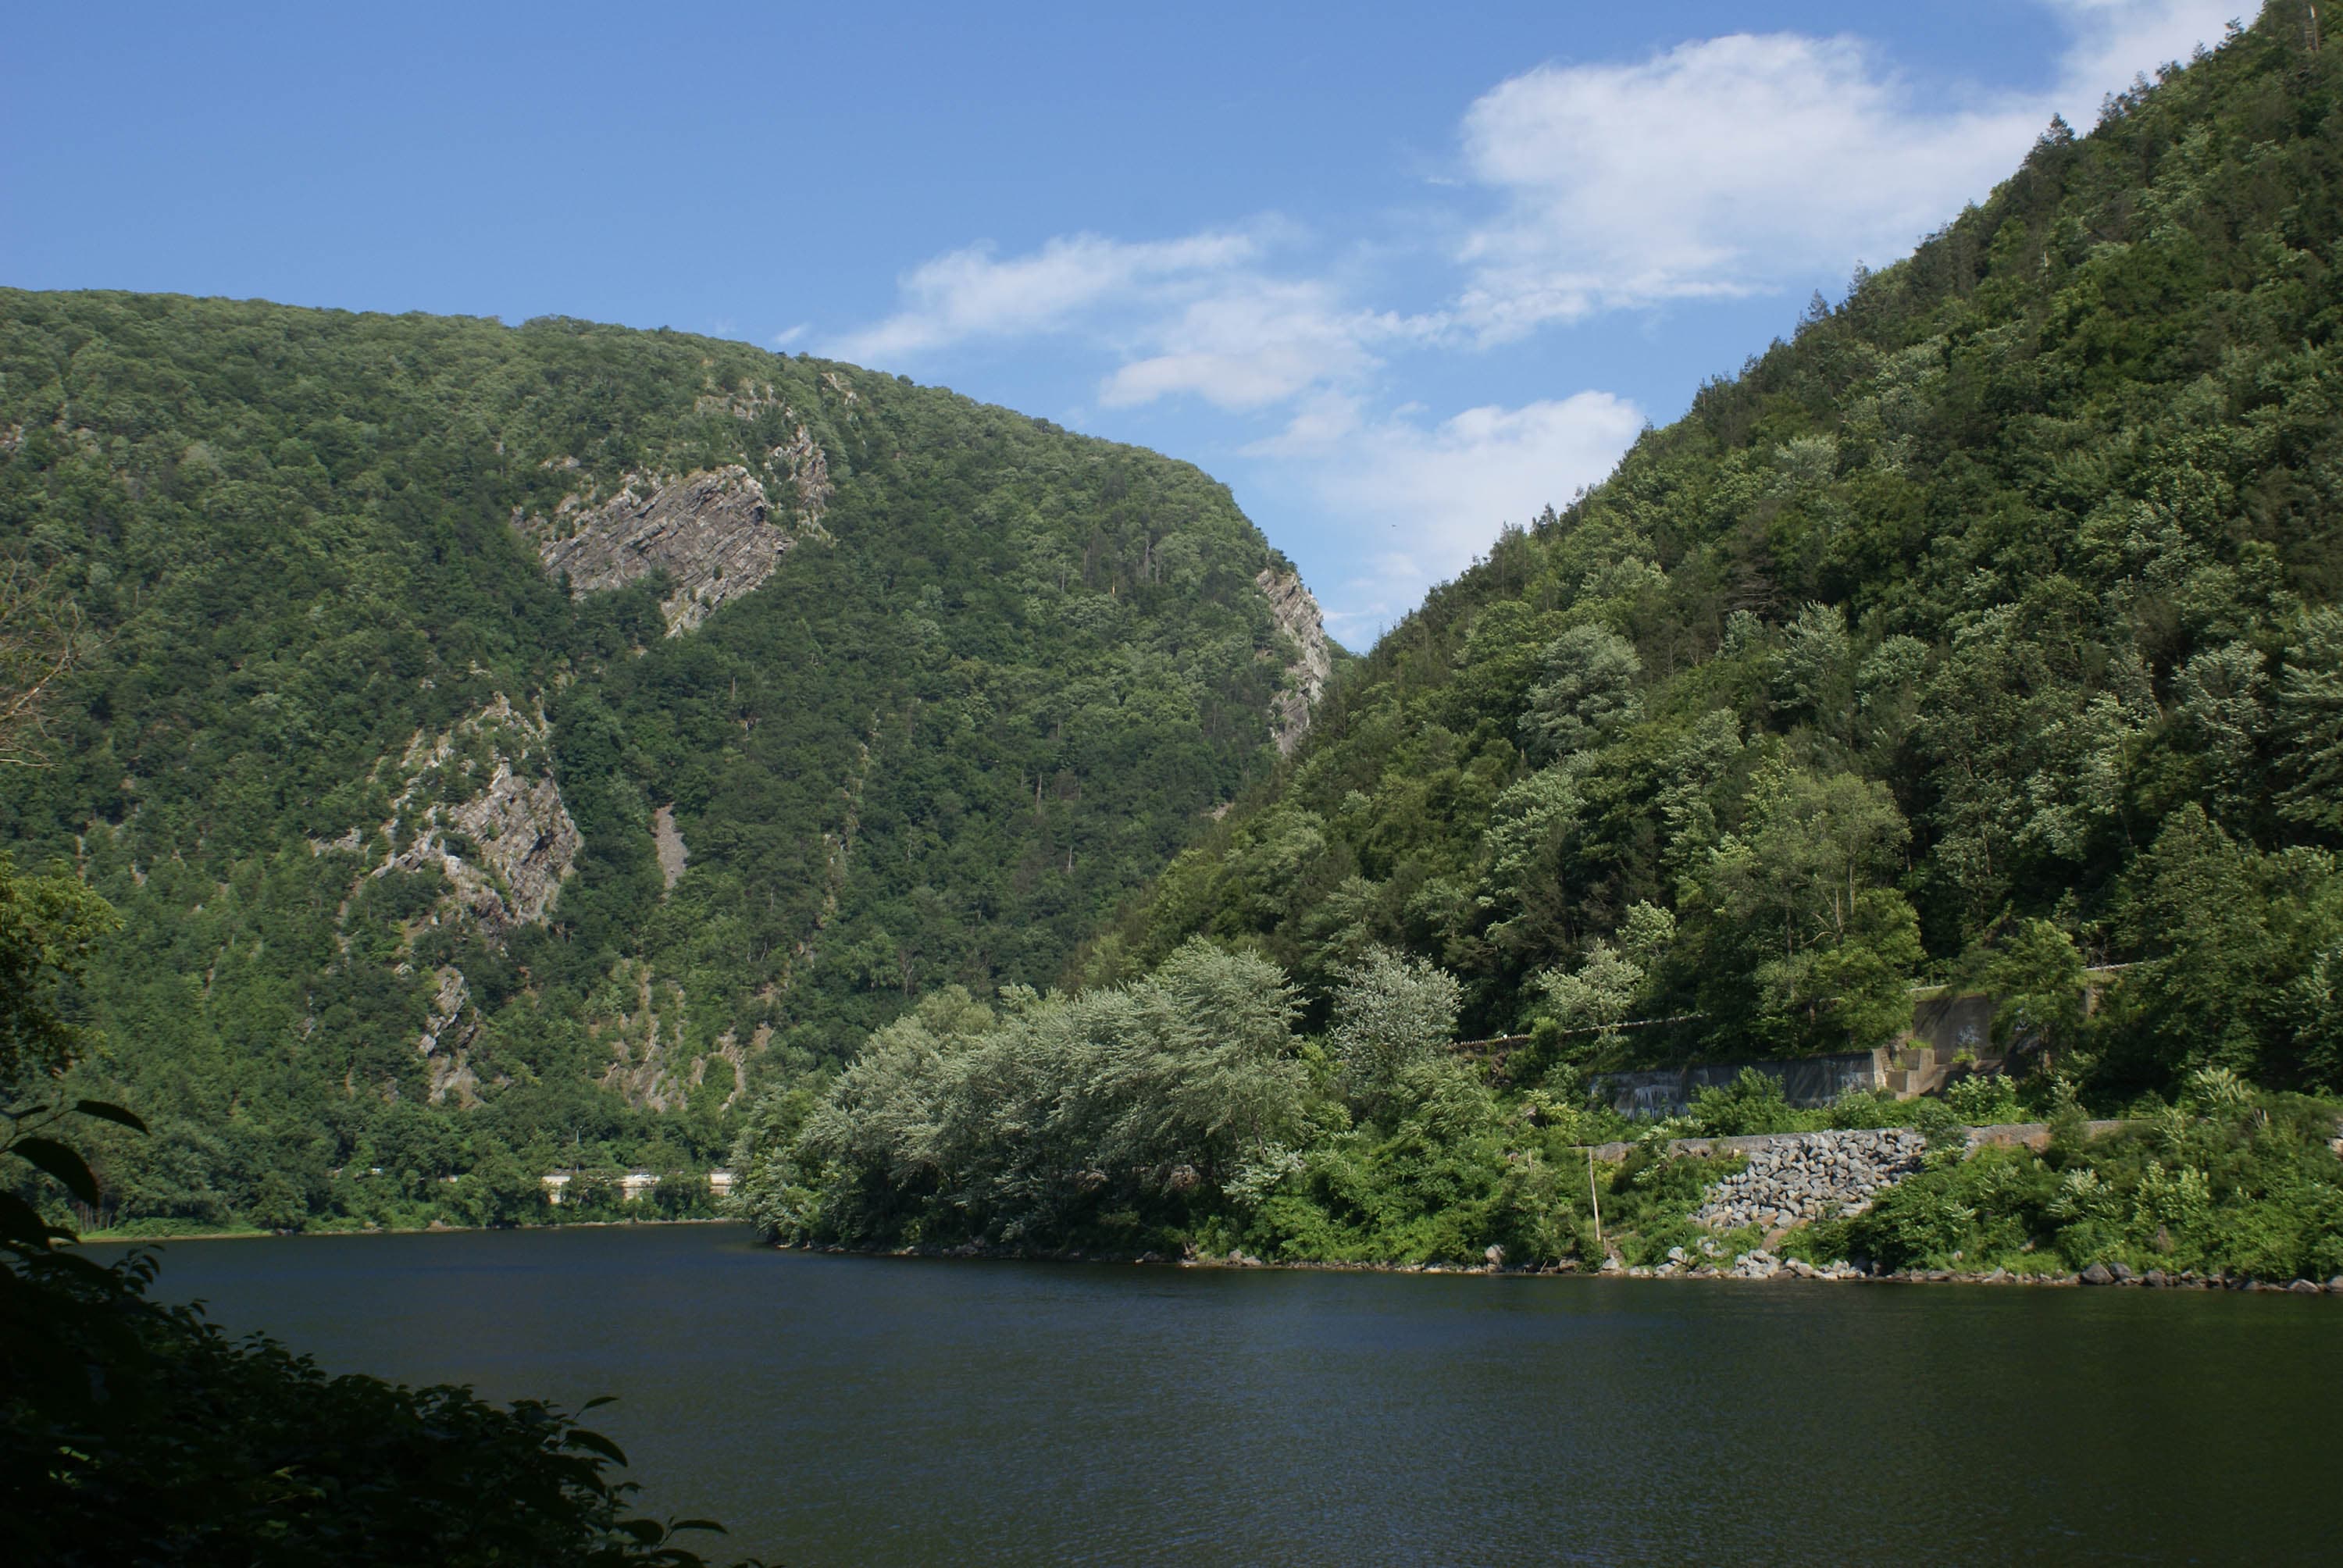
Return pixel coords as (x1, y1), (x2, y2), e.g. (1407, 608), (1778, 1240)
(531, 465), (792, 635)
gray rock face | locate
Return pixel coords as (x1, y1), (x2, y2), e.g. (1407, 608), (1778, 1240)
(1691, 1128), (1928, 1231)
(529, 466), (795, 636)
(364, 697), (583, 1100)
(2081, 1261), (2116, 1285)
(377, 696), (581, 933)
(1254, 565), (1332, 755)
(417, 967), (480, 1107)
(653, 804), (688, 892)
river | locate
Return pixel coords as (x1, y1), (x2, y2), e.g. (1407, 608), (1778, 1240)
(98, 1223), (2338, 1564)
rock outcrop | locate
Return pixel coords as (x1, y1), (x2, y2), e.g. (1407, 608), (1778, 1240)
(653, 804), (688, 892)
(417, 967), (480, 1107)
(1255, 565), (1332, 755)
(594, 961), (693, 1110)
(380, 696), (580, 932)
(528, 465), (794, 636)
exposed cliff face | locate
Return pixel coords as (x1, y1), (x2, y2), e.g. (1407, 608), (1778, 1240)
(418, 967), (481, 1107)
(355, 697), (581, 1098)
(1255, 566), (1333, 755)
(381, 696), (580, 932)
(526, 465), (793, 636)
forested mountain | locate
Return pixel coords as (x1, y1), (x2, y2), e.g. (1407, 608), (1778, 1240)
(726, 8), (2343, 1273)
(0, 292), (1333, 1228)
(1095, 7), (2343, 1094)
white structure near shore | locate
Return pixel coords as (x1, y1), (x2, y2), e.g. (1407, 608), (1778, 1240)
(540, 1169), (733, 1205)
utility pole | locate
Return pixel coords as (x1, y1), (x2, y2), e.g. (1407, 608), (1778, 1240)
(1587, 1146), (1605, 1255)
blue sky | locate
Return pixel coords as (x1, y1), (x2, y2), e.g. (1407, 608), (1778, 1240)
(3, 2), (2244, 642)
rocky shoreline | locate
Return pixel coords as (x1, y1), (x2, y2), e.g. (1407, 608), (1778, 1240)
(783, 1239), (2343, 1295)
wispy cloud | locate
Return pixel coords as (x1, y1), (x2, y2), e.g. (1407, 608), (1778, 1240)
(1100, 280), (1441, 412)
(770, 323), (808, 347)
(816, 1), (2242, 640)
(825, 230), (1261, 363)
(1451, 1), (2239, 340)
(1254, 392), (1648, 638)
(1453, 35), (2035, 340)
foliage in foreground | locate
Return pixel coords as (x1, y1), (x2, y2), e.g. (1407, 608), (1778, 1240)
(2, 1247), (746, 1566)
(1, 858), (754, 1564)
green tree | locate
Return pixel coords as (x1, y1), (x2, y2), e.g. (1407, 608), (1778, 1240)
(1330, 946), (1463, 1110)
(1519, 624), (1642, 763)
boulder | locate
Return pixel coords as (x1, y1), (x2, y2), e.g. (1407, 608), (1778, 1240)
(2080, 1262), (2116, 1286)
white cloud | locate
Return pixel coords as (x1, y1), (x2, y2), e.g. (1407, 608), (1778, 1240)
(2051, 0), (2244, 112)
(1100, 280), (1439, 412)
(1257, 393), (1647, 635)
(1453, 1), (2240, 340)
(825, 230), (1259, 364)
(815, 1), (2242, 641)
(830, 225), (1443, 418)
(770, 323), (808, 347)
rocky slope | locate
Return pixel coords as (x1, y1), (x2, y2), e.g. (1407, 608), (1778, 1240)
(1255, 565), (1333, 755)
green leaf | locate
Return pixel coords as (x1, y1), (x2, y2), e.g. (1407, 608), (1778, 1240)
(616, 1516), (665, 1544)
(0, 1188), (62, 1248)
(580, 1394), (619, 1411)
(666, 1518), (727, 1535)
(563, 1427), (629, 1466)
(12, 1136), (100, 1204)
(73, 1099), (148, 1134)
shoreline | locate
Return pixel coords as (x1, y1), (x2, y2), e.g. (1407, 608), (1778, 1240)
(73, 1221), (2341, 1294)
(73, 1215), (739, 1245)
(774, 1239), (2343, 1295)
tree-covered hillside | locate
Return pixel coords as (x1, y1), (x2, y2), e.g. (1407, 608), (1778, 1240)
(0, 293), (1331, 1228)
(727, 9), (2343, 1280)
(1100, 6), (2343, 1097)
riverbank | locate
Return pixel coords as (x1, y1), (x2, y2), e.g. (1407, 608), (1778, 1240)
(76, 1214), (739, 1245)
(771, 1237), (2343, 1294)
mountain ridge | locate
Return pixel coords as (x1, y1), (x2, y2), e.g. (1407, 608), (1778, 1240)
(0, 289), (1335, 1227)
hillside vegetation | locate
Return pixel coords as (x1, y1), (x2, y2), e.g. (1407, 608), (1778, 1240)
(0, 294), (1328, 1230)
(744, 5), (2343, 1274)
(1106, 6), (2343, 1090)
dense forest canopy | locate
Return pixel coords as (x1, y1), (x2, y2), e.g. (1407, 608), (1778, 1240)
(1092, 7), (2343, 1099)
(0, 293), (1331, 1230)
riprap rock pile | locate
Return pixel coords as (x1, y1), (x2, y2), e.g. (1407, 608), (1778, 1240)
(1692, 1128), (1928, 1231)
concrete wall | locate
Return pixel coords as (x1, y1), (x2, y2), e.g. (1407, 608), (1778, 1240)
(1593, 1051), (1884, 1117)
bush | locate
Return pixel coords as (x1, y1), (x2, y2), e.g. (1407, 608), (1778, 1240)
(1689, 1067), (1824, 1136)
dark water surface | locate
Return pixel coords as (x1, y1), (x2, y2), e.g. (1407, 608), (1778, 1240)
(99, 1224), (2338, 1565)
